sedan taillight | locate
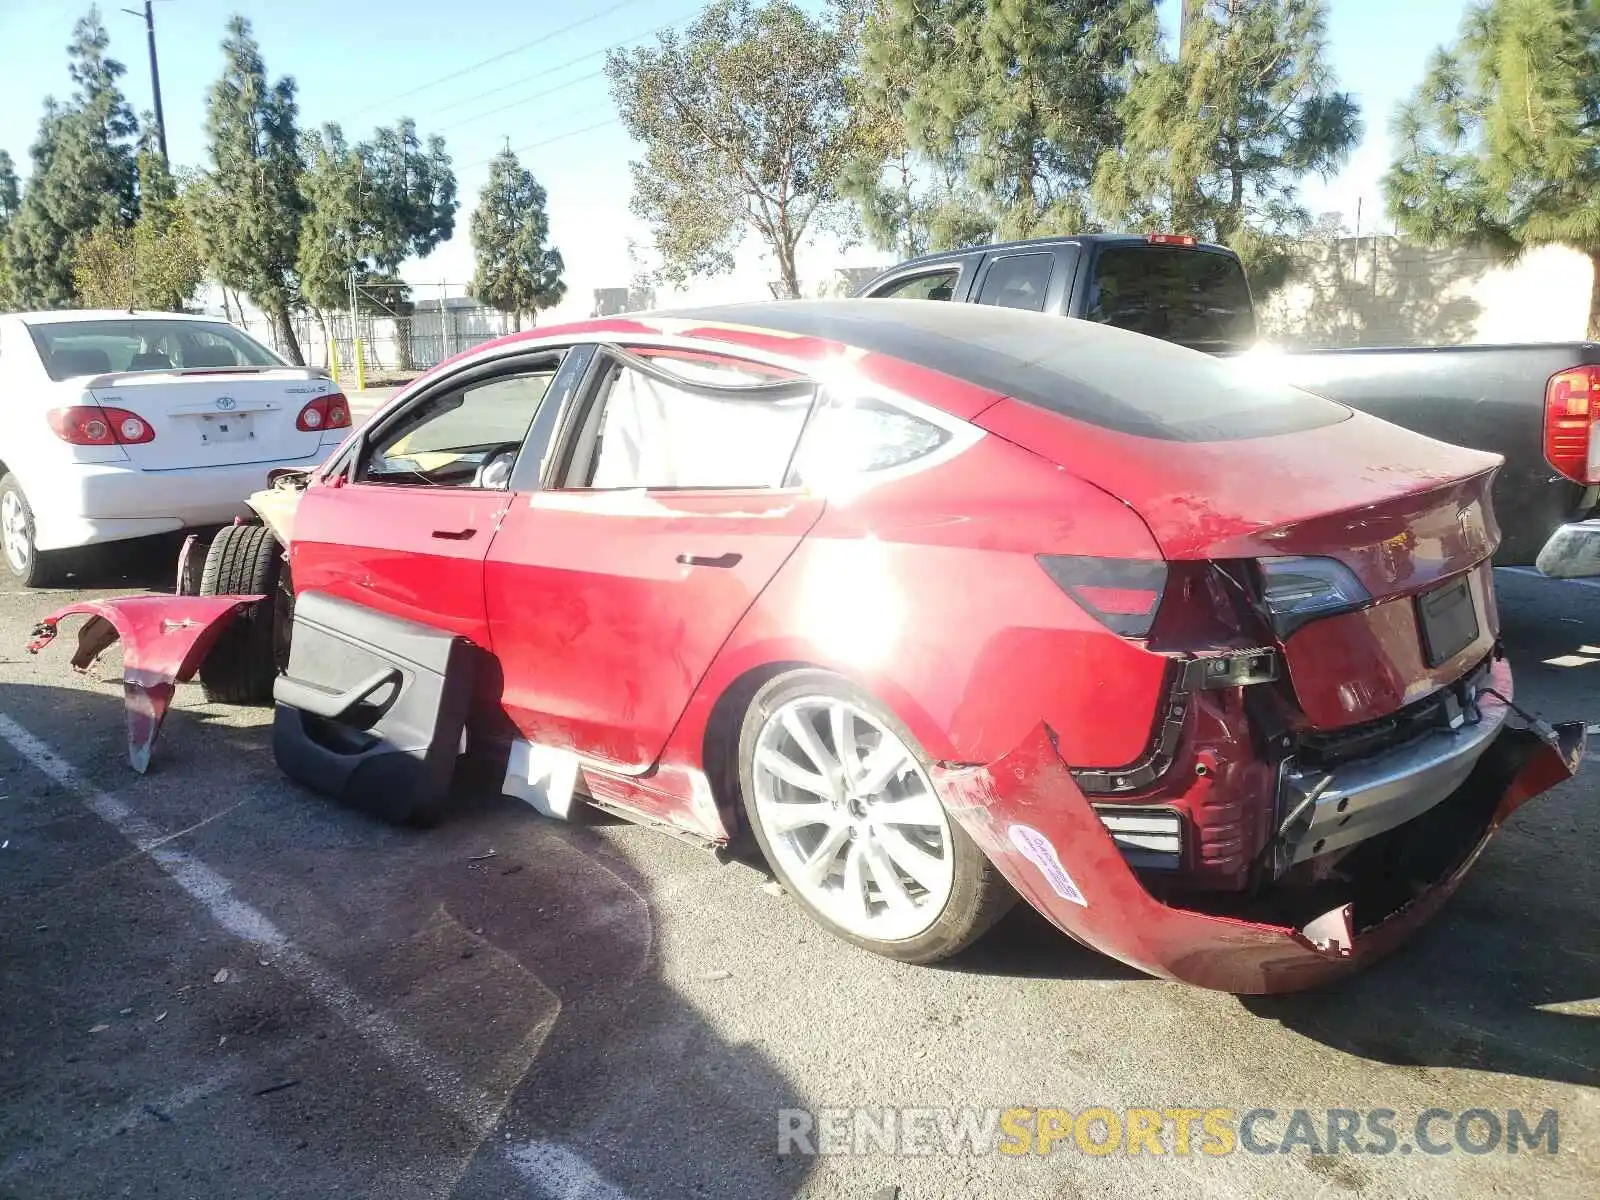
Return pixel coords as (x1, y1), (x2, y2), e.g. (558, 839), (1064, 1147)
(1037, 554), (1168, 637)
(47, 404), (155, 445)
(1255, 555), (1370, 637)
(296, 393), (351, 432)
(1544, 364), (1600, 484)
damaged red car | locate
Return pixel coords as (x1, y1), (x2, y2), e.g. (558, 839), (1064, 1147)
(32, 301), (1583, 993)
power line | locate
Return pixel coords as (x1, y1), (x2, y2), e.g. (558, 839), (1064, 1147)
(428, 50), (610, 119)
(338, 0), (649, 122)
(436, 71), (600, 135)
(429, 9), (696, 134)
(460, 118), (621, 171)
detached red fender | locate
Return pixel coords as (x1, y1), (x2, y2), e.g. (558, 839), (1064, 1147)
(28, 595), (264, 774)
(933, 690), (1584, 994)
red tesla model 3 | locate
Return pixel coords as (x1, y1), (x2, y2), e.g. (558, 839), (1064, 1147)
(35, 300), (1582, 992)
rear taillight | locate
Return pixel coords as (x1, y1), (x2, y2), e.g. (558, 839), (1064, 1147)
(296, 393), (351, 432)
(1255, 555), (1369, 637)
(1544, 365), (1600, 484)
(1037, 555), (1168, 637)
(47, 404), (155, 445)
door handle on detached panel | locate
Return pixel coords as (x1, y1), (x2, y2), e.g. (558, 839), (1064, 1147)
(431, 528), (477, 541)
(676, 552), (742, 569)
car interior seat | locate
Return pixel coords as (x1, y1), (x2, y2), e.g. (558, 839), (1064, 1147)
(181, 344), (241, 369)
(51, 348), (113, 377)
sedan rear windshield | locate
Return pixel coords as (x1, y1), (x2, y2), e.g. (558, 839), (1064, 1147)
(28, 319), (283, 381)
(1084, 245), (1257, 352)
(678, 301), (1345, 442)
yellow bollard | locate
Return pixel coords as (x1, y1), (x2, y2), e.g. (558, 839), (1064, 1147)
(353, 334), (367, 392)
(329, 337), (342, 384)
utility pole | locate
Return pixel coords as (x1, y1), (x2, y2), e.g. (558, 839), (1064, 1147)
(122, 1), (168, 161)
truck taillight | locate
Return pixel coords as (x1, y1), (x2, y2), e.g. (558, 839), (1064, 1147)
(47, 404), (155, 445)
(1037, 555), (1168, 637)
(1544, 365), (1600, 484)
(297, 393), (351, 432)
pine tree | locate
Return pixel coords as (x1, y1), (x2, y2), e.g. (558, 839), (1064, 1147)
(1094, 0), (1359, 287)
(469, 150), (565, 330)
(358, 119), (457, 275)
(1384, 0), (1600, 336)
(194, 16), (307, 363)
(297, 118), (458, 344)
(0, 151), (19, 309)
(135, 118), (177, 220)
(4, 8), (139, 309)
(862, 0), (1154, 242)
(296, 123), (365, 319)
(840, 6), (992, 257)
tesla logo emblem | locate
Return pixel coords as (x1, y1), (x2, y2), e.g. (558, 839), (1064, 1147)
(215, 396), (238, 411)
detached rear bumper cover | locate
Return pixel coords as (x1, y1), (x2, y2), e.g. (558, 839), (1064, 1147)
(1535, 517), (1600, 578)
(934, 685), (1583, 994)
(28, 595), (263, 773)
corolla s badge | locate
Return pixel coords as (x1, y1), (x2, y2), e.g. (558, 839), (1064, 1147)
(215, 396), (238, 411)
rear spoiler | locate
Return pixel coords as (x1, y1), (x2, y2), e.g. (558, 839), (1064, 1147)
(77, 366), (326, 388)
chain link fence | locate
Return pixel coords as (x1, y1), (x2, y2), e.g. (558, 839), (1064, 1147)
(240, 304), (516, 383)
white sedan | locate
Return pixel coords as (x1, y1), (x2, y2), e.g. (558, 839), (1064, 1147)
(0, 310), (352, 585)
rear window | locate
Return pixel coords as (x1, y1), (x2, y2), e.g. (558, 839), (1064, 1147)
(1084, 246), (1256, 352)
(676, 301), (1346, 442)
(28, 319), (282, 381)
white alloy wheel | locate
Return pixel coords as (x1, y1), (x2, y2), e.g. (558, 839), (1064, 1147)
(1, 488), (30, 575)
(750, 694), (956, 942)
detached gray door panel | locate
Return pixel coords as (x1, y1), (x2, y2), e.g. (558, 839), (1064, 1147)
(272, 590), (476, 824)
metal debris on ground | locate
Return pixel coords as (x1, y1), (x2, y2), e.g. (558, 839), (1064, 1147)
(212, 968), (230, 984)
(154, 1011), (167, 1023)
(468, 849), (497, 861)
(88, 1024), (109, 1034)
(702, 969), (733, 981)
(253, 1079), (301, 1097)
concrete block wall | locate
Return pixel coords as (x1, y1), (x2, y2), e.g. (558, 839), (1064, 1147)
(1258, 238), (1594, 348)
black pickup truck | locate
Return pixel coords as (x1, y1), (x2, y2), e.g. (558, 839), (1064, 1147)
(857, 234), (1600, 576)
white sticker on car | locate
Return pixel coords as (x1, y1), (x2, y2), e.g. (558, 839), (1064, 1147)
(1008, 824), (1088, 907)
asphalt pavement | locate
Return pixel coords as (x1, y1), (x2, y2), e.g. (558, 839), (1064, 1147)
(0, 556), (1595, 1200)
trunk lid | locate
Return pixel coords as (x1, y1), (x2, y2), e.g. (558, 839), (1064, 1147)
(979, 398), (1502, 595)
(87, 368), (335, 470)
(978, 398), (1505, 726)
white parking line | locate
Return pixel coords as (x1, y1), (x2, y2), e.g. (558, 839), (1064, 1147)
(0, 710), (639, 1197)
(0, 1064), (243, 1180)
(0, 712), (499, 1137)
(1500, 566), (1600, 591)
(507, 1141), (638, 1200)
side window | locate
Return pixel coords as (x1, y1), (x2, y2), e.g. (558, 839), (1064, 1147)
(790, 392), (958, 489)
(561, 351), (814, 491)
(975, 252), (1053, 312)
(870, 268), (959, 302)
(360, 368), (556, 488)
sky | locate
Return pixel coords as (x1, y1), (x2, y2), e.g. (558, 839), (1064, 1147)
(0, 0), (1471, 320)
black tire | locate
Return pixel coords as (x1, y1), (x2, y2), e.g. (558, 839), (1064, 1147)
(197, 522), (285, 705)
(737, 668), (1015, 964)
(0, 473), (69, 587)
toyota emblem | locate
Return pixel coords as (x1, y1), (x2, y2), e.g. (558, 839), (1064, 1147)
(215, 396), (238, 411)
